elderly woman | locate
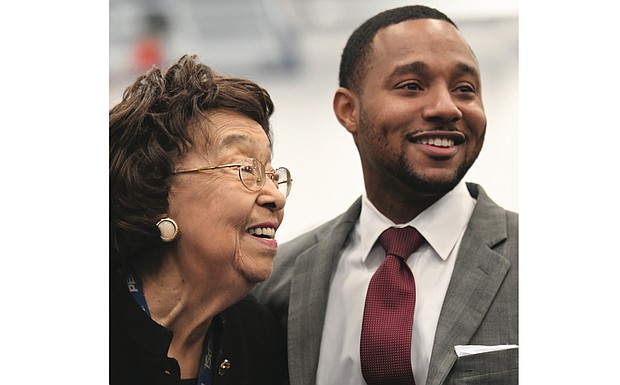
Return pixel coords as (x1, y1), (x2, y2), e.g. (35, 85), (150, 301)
(109, 55), (291, 384)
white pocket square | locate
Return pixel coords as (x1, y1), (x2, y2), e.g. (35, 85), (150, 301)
(454, 344), (518, 357)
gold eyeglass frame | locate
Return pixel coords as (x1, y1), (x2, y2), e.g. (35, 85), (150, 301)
(172, 157), (292, 197)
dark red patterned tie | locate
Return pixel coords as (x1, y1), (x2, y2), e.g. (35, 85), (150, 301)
(360, 226), (424, 385)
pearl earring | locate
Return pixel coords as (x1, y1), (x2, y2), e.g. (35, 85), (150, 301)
(157, 218), (179, 242)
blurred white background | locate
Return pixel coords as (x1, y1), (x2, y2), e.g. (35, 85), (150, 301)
(109, 0), (518, 242)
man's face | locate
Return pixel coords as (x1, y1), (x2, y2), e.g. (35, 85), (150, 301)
(353, 19), (487, 198)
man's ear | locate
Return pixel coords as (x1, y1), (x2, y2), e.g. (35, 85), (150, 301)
(333, 87), (359, 134)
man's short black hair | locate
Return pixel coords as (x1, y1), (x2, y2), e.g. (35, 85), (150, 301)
(338, 5), (457, 92)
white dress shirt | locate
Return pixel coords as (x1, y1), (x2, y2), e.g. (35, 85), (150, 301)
(316, 181), (476, 385)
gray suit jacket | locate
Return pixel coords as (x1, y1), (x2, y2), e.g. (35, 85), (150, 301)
(254, 183), (518, 385)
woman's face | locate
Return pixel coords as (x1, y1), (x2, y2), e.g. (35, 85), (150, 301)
(166, 110), (286, 293)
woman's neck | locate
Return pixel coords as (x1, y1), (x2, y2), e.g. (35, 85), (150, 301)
(137, 265), (227, 379)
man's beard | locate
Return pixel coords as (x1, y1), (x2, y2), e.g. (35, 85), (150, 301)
(359, 108), (478, 196)
(394, 150), (473, 196)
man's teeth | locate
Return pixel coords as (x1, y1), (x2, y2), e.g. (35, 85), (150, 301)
(248, 227), (276, 239)
(417, 138), (454, 147)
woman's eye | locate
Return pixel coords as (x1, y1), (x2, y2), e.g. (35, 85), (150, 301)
(240, 165), (255, 174)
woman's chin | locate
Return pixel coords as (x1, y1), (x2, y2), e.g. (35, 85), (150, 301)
(238, 257), (274, 285)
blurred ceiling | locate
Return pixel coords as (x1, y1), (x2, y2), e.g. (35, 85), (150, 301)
(109, 0), (518, 82)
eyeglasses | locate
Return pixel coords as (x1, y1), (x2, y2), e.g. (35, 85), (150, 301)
(172, 157), (292, 197)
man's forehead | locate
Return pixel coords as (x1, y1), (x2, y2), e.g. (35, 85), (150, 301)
(372, 19), (466, 51)
(370, 19), (477, 66)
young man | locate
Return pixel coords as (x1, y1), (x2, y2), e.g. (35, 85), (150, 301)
(254, 5), (518, 385)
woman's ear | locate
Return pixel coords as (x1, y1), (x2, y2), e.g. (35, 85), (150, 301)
(333, 87), (359, 134)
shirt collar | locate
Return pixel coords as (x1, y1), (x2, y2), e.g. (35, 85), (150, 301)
(359, 181), (476, 262)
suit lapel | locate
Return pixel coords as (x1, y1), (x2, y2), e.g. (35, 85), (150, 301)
(425, 184), (512, 385)
(287, 200), (361, 385)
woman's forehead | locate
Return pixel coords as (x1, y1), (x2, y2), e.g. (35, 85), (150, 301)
(192, 111), (272, 160)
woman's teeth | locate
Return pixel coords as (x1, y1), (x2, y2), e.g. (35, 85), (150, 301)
(248, 227), (276, 239)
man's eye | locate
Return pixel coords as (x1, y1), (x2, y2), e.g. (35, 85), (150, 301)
(456, 84), (475, 93)
(400, 82), (422, 91)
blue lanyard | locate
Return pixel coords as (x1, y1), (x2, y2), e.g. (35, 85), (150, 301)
(126, 273), (150, 316)
(126, 274), (215, 385)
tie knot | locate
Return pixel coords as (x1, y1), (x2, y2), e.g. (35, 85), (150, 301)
(378, 226), (424, 260)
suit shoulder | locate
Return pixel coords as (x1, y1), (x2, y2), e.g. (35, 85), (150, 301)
(506, 209), (518, 233)
(506, 209), (518, 224)
(278, 202), (360, 257)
